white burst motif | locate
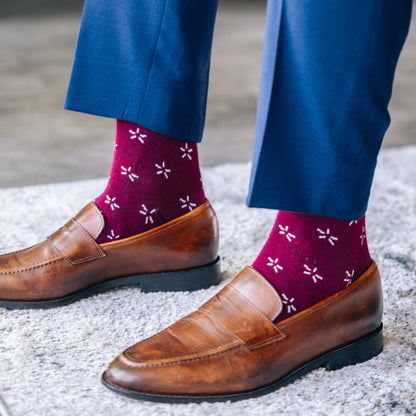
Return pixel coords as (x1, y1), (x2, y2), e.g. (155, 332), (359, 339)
(139, 204), (157, 224)
(344, 270), (355, 286)
(266, 257), (283, 273)
(179, 196), (197, 211)
(360, 226), (366, 246)
(129, 128), (147, 144)
(105, 195), (120, 211)
(107, 230), (120, 241)
(303, 264), (323, 283)
(278, 224), (296, 242)
(316, 228), (338, 246)
(121, 166), (139, 182)
(155, 162), (171, 179)
(282, 294), (296, 313)
(180, 143), (193, 160)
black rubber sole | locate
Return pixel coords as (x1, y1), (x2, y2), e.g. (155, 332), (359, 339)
(101, 323), (383, 403)
(0, 256), (221, 309)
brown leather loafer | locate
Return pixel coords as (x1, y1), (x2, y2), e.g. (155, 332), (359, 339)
(103, 262), (383, 403)
(0, 200), (220, 309)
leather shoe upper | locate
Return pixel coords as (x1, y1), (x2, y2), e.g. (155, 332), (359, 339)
(0, 200), (218, 301)
(105, 263), (383, 396)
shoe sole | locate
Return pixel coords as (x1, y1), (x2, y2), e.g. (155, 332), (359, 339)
(0, 256), (221, 309)
(101, 323), (383, 403)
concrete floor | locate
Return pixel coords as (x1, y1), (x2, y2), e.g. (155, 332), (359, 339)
(1, 3), (416, 187)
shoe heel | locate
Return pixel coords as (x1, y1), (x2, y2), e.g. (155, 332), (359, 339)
(139, 256), (221, 292)
(324, 323), (383, 371)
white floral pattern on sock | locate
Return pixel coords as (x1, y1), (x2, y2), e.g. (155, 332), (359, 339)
(278, 224), (296, 242)
(179, 196), (197, 211)
(107, 230), (120, 240)
(360, 226), (366, 246)
(317, 228), (338, 246)
(139, 204), (157, 224)
(121, 166), (139, 182)
(105, 195), (120, 211)
(344, 270), (355, 286)
(303, 264), (323, 283)
(180, 143), (193, 160)
(266, 257), (283, 273)
(129, 128), (147, 143)
(281, 293), (296, 313)
(155, 162), (171, 179)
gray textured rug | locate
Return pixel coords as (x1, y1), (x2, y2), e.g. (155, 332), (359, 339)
(0, 147), (415, 416)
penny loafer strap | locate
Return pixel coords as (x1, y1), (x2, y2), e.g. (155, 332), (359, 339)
(49, 218), (106, 265)
(200, 278), (286, 349)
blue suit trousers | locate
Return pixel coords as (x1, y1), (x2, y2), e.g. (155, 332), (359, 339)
(65, 0), (412, 220)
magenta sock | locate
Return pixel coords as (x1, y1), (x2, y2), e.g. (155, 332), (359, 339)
(252, 211), (372, 322)
(95, 120), (205, 243)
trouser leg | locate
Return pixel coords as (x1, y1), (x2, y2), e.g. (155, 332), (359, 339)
(65, 0), (218, 142)
(247, 0), (412, 220)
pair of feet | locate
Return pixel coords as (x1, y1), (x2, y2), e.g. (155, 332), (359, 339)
(0, 199), (382, 402)
(0, 120), (381, 401)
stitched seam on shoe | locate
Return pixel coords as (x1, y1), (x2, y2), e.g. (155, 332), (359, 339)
(0, 203), (104, 259)
(198, 308), (245, 345)
(228, 284), (281, 325)
(126, 336), (240, 364)
(226, 285), (286, 345)
(103, 202), (209, 250)
(124, 312), (203, 351)
(125, 308), (215, 353)
(69, 219), (106, 263)
(0, 258), (65, 275)
(0, 204), (105, 266)
(230, 271), (282, 312)
(247, 336), (286, 350)
(124, 314), (240, 362)
(278, 269), (374, 329)
(0, 252), (63, 272)
(199, 295), (246, 343)
(126, 327), (174, 352)
(86, 202), (105, 239)
(121, 344), (242, 368)
(50, 220), (105, 264)
(0, 242), (44, 259)
(69, 253), (105, 264)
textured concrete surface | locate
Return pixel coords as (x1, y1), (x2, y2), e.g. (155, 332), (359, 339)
(1, 3), (416, 187)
